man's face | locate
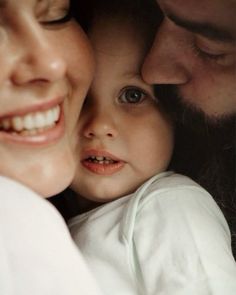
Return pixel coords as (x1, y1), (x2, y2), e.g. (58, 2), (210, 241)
(142, 0), (236, 119)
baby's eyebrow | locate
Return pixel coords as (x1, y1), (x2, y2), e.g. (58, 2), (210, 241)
(167, 12), (236, 43)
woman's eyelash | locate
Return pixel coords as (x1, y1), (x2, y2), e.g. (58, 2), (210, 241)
(42, 8), (72, 25)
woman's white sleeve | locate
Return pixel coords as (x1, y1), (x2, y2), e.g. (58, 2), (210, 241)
(0, 176), (103, 295)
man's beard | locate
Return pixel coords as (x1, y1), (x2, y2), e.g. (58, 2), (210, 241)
(155, 84), (236, 258)
(154, 83), (235, 185)
(154, 84), (236, 137)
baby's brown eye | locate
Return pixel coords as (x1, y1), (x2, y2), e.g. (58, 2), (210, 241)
(119, 88), (146, 104)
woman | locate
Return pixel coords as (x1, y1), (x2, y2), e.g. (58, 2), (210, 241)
(0, 0), (94, 197)
(0, 0), (102, 294)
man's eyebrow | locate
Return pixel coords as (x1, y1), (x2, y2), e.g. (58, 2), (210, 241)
(167, 12), (235, 42)
(0, 0), (6, 8)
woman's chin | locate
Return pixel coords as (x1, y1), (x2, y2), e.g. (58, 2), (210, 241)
(1, 154), (75, 198)
(34, 164), (75, 198)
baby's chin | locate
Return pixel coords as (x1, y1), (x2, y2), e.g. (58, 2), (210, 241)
(79, 191), (125, 204)
(78, 184), (142, 205)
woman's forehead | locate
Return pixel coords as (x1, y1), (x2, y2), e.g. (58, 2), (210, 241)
(0, 0), (69, 8)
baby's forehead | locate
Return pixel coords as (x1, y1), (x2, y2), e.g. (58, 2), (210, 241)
(89, 17), (148, 55)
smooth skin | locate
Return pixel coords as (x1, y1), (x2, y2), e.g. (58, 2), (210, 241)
(142, 0), (236, 118)
(72, 18), (173, 202)
(0, 0), (94, 197)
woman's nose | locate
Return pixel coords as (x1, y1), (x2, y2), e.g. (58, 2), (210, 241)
(81, 107), (118, 140)
(10, 21), (66, 85)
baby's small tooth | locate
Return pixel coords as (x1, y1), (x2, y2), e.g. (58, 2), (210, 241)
(96, 156), (104, 161)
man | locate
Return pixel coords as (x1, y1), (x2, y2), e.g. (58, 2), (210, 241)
(142, 0), (236, 118)
(142, 0), (236, 258)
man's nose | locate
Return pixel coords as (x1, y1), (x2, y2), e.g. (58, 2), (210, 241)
(142, 19), (190, 85)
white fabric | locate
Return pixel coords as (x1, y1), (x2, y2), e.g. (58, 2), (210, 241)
(69, 172), (236, 295)
(0, 176), (103, 295)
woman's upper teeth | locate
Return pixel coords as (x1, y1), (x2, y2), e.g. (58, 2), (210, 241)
(0, 105), (60, 132)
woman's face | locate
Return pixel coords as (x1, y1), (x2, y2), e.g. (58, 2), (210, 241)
(0, 0), (94, 197)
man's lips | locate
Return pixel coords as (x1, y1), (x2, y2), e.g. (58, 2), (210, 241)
(81, 149), (125, 175)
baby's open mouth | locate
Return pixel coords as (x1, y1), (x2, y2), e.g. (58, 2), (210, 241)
(82, 152), (125, 175)
(0, 105), (60, 136)
(85, 156), (118, 165)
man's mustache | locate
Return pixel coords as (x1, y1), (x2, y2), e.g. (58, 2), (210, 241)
(154, 84), (236, 141)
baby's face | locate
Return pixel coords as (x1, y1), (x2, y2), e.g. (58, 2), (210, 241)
(72, 18), (174, 202)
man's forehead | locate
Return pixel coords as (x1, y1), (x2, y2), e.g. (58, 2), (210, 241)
(0, 0), (6, 7)
(157, 0), (236, 9)
(157, 0), (236, 42)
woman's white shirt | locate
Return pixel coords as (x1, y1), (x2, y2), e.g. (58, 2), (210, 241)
(0, 176), (102, 295)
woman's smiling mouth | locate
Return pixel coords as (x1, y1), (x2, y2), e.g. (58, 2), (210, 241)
(0, 105), (60, 136)
(0, 100), (65, 146)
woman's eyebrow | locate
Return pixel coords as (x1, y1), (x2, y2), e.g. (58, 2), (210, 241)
(167, 12), (235, 43)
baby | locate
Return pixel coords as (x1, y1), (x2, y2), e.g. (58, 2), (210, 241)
(69, 0), (236, 294)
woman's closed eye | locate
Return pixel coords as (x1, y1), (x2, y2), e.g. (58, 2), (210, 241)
(41, 9), (72, 25)
(38, 0), (72, 26)
(49, 9), (73, 24)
